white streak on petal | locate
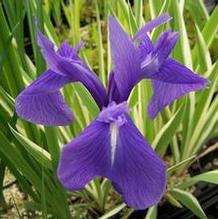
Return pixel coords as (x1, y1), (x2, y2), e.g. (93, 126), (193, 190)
(110, 123), (119, 166)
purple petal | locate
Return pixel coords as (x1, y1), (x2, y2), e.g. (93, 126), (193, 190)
(58, 41), (77, 58)
(98, 101), (129, 124)
(57, 120), (110, 190)
(151, 30), (179, 65)
(57, 41), (85, 64)
(148, 59), (209, 119)
(58, 40), (85, 56)
(108, 17), (179, 104)
(140, 30), (179, 78)
(108, 72), (121, 103)
(58, 102), (166, 209)
(133, 13), (172, 41)
(15, 70), (73, 126)
(108, 16), (141, 102)
(36, 29), (108, 108)
(109, 115), (166, 209)
(36, 28), (64, 75)
(138, 34), (153, 58)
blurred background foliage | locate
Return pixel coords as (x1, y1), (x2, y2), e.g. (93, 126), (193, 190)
(0, 0), (218, 218)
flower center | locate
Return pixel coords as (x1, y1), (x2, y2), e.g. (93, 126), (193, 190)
(97, 101), (129, 124)
(97, 102), (129, 166)
(140, 53), (160, 77)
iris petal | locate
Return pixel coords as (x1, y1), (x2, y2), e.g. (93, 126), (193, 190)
(133, 13), (172, 41)
(57, 40), (85, 58)
(108, 18), (178, 104)
(36, 28), (108, 108)
(151, 30), (179, 66)
(57, 103), (166, 209)
(15, 70), (73, 126)
(138, 34), (153, 58)
(147, 58), (209, 119)
(57, 120), (110, 190)
(140, 30), (179, 77)
(108, 72), (120, 103)
(108, 16), (208, 120)
(108, 16), (141, 102)
(109, 115), (166, 209)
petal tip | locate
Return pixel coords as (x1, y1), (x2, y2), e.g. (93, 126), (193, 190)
(57, 161), (84, 191)
(15, 92), (74, 127)
(123, 161), (167, 210)
(133, 13), (173, 41)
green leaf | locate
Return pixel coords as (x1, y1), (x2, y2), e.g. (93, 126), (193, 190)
(192, 6), (218, 62)
(0, 131), (42, 189)
(182, 61), (218, 158)
(0, 86), (14, 117)
(200, 5), (218, 47)
(193, 61), (218, 126)
(134, 0), (143, 28)
(151, 0), (170, 42)
(128, 86), (138, 108)
(193, 96), (218, 155)
(100, 179), (112, 210)
(179, 170), (218, 189)
(145, 206), (157, 219)
(172, 0), (192, 68)
(98, 203), (126, 219)
(95, 0), (106, 86)
(44, 127), (60, 170)
(186, 0), (208, 30)
(0, 4), (24, 96)
(165, 193), (183, 208)
(117, 0), (137, 34)
(167, 155), (196, 174)
(195, 25), (212, 73)
(120, 208), (134, 219)
(170, 188), (207, 219)
(0, 22), (19, 72)
(52, 0), (62, 26)
(9, 126), (52, 170)
(73, 83), (99, 118)
(153, 101), (185, 155)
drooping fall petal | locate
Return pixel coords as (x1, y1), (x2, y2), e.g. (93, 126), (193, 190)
(15, 69), (73, 126)
(147, 59), (209, 119)
(57, 102), (166, 209)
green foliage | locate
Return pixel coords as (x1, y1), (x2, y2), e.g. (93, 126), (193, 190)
(0, 0), (217, 218)
(170, 188), (207, 219)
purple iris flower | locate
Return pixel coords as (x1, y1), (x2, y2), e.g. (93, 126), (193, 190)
(15, 14), (208, 209)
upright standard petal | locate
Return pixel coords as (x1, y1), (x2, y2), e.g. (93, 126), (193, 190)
(36, 29), (108, 108)
(58, 102), (166, 209)
(108, 16), (141, 103)
(150, 30), (179, 66)
(108, 17), (178, 104)
(133, 13), (172, 41)
(140, 30), (179, 78)
(138, 34), (153, 58)
(147, 59), (209, 119)
(108, 72), (121, 103)
(15, 70), (73, 126)
(57, 40), (85, 59)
